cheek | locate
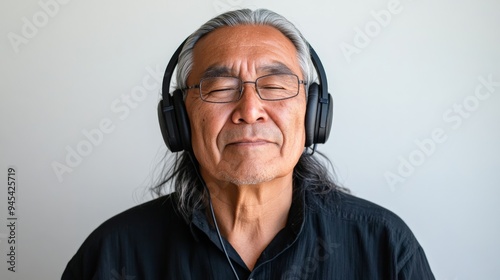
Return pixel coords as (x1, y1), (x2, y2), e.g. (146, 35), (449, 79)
(188, 106), (227, 158)
(280, 102), (307, 146)
(190, 112), (208, 144)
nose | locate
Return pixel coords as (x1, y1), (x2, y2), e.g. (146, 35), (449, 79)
(231, 83), (268, 124)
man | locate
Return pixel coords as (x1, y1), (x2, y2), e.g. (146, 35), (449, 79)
(62, 9), (435, 279)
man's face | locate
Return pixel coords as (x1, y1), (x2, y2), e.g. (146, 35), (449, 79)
(185, 25), (307, 186)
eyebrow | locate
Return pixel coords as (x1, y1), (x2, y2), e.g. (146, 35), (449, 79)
(259, 62), (295, 75)
(201, 66), (233, 78)
(200, 62), (296, 79)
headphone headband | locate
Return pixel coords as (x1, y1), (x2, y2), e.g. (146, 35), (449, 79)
(161, 39), (187, 102)
(308, 45), (329, 102)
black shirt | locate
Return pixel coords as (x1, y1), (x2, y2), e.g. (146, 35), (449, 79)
(62, 185), (435, 279)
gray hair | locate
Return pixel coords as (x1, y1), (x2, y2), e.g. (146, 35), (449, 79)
(175, 8), (315, 91)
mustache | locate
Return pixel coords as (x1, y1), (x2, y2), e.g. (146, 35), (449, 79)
(219, 125), (282, 145)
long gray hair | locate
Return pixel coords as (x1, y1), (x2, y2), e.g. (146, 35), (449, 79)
(152, 9), (345, 222)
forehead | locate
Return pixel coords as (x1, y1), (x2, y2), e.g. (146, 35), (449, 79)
(190, 25), (301, 78)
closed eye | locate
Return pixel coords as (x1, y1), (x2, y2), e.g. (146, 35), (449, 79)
(208, 88), (237, 93)
(260, 85), (286, 90)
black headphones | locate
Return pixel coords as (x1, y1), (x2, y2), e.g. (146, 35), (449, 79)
(158, 39), (333, 152)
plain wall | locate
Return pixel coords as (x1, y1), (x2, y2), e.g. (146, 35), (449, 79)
(1, 0), (499, 279)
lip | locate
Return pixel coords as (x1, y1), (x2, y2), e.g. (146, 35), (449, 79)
(226, 138), (273, 146)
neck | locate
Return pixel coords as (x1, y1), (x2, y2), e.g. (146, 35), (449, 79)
(205, 175), (293, 270)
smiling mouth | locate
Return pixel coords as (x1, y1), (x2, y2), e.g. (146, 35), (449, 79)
(227, 139), (273, 147)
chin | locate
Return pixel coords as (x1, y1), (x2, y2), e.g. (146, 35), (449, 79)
(218, 171), (275, 186)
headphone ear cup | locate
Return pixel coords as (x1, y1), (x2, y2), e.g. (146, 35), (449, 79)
(157, 90), (191, 152)
(305, 83), (334, 146)
(305, 83), (319, 147)
(171, 90), (191, 151)
(316, 93), (333, 144)
(158, 93), (182, 152)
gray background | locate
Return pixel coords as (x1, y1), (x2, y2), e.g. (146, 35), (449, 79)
(1, 0), (499, 279)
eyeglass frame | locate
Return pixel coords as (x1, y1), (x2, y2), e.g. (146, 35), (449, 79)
(182, 73), (307, 103)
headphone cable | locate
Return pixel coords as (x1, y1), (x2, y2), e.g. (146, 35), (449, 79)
(187, 152), (241, 280)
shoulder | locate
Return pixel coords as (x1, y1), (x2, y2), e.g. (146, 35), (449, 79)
(90, 193), (181, 235)
(305, 190), (424, 268)
(62, 193), (185, 279)
(306, 190), (411, 232)
(78, 193), (185, 247)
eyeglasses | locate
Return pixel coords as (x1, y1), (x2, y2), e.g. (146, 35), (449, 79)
(183, 73), (307, 103)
